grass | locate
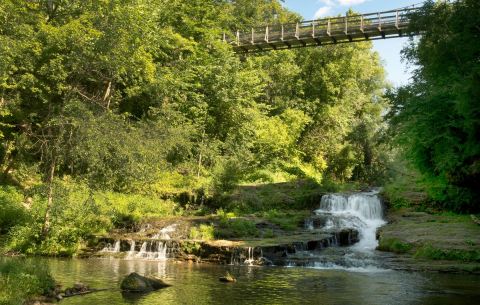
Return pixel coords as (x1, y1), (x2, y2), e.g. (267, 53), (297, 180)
(219, 180), (323, 213)
(0, 259), (56, 305)
(261, 210), (309, 231)
(377, 238), (413, 254)
(215, 219), (259, 239)
(414, 245), (480, 262)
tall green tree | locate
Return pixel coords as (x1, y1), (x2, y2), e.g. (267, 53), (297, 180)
(388, 0), (480, 211)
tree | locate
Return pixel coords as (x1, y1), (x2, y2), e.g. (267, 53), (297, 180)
(388, 0), (480, 211)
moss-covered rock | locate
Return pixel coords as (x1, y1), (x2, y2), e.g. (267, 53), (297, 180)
(120, 272), (170, 292)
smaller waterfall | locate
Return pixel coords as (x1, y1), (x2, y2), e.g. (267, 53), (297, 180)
(304, 218), (314, 230)
(126, 240), (136, 258)
(135, 241), (168, 260)
(101, 240), (121, 253)
(152, 224), (178, 240)
(244, 247), (255, 265)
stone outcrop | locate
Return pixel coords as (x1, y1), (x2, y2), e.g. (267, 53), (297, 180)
(120, 272), (170, 293)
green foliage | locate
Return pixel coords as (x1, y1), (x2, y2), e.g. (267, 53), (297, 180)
(0, 186), (26, 233)
(0, 258), (55, 305)
(262, 210), (307, 231)
(388, 0), (480, 212)
(180, 241), (201, 255)
(5, 182), (177, 256)
(189, 224), (215, 241)
(1, 0), (390, 256)
(216, 219), (259, 239)
(217, 180), (323, 213)
(94, 191), (178, 229)
(377, 238), (413, 254)
(414, 244), (480, 262)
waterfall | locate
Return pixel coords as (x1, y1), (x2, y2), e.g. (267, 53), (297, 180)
(135, 241), (168, 260)
(152, 224), (177, 240)
(244, 247), (255, 265)
(126, 240), (136, 258)
(315, 190), (385, 252)
(101, 240), (121, 253)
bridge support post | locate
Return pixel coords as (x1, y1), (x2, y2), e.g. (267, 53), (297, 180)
(395, 10), (400, 30)
(344, 16), (348, 35)
(377, 13), (382, 32)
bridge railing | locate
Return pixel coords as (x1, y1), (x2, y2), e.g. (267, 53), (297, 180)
(223, 7), (421, 49)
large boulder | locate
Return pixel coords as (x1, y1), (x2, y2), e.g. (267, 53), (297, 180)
(120, 272), (170, 293)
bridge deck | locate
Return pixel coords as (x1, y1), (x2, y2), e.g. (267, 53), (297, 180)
(223, 7), (421, 53)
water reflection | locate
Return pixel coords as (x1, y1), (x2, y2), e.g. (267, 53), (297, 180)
(6, 258), (479, 305)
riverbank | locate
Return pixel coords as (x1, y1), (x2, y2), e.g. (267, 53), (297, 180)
(377, 208), (480, 273)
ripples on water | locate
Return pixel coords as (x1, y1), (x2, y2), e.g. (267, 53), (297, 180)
(22, 258), (479, 305)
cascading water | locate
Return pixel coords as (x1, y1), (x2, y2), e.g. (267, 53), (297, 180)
(101, 240), (121, 253)
(300, 190), (388, 272)
(152, 224), (177, 240)
(126, 240), (136, 258)
(315, 190), (385, 252)
(135, 241), (168, 260)
(244, 247), (255, 266)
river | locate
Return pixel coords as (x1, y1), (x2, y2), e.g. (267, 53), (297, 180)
(9, 256), (479, 305)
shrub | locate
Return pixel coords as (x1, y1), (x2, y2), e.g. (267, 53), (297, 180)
(0, 187), (27, 234)
(0, 258), (55, 305)
(262, 209), (308, 231)
(216, 219), (258, 238)
(189, 224), (215, 241)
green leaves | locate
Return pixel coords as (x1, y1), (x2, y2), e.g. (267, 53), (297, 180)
(389, 0), (480, 212)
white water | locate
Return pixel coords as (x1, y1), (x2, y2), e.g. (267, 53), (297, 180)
(244, 247), (255, 266)
(101, 240), (121, 253)
(315, 190), (386, 252)
(135, 241), (168, 260)
(126, 240), (136, 258)
(152, 224), (178, 240)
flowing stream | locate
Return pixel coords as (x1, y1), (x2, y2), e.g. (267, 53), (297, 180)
(315, 190), (385, 252)
(9, 191), (478, 304)
(292, 189), (388, 271)
(6, 257), (478, 305)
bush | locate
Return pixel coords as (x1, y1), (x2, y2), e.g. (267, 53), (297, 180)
(5, 180), (181, 256)
(0, 187), (27, 234)
(94, 191), (178, 229)
(0, 258), (55, 305)
(216, 219), (259, 238)
(263, 210), (306, 231)
(189, 224), (215, 241)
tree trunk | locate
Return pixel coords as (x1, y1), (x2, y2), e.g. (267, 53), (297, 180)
(197, 129), (206, 178)
(42, 159), (56, 237)
(103, 81), (112, 110)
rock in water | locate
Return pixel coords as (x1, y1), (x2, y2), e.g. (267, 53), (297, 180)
(120, 272), (170, 292)
(219, 272), (236, 283)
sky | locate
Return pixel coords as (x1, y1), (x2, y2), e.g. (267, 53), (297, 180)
(283, 0), (424, 86)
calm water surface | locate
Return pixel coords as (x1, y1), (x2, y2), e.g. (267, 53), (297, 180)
(24, 258), (480, 305)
